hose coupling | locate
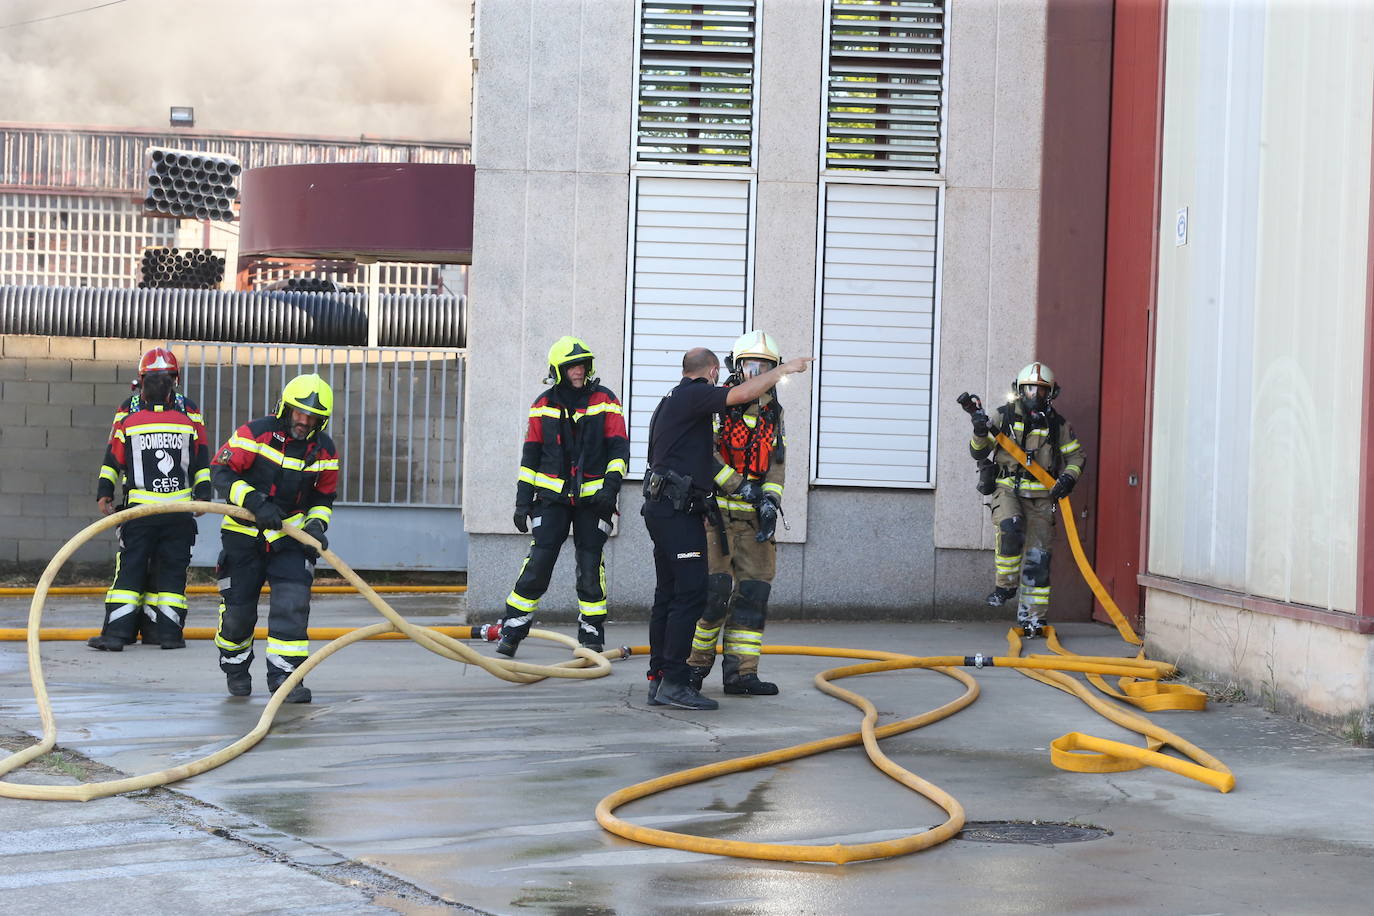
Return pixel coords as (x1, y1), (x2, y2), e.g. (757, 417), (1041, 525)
(471, 623), (501, 642)
(618, 646), (632, 660)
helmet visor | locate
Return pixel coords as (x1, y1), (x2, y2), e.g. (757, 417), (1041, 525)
(739, 357), (776, 380)
(1019, 383), (1049, 409)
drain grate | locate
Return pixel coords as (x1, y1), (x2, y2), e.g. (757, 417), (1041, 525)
(957, 820), (1109, 845)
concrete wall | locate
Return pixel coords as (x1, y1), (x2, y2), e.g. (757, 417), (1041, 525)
(1146, 590), (1374, 730)
(463, 0), (1054, 619)
(0, 335), (165, 576)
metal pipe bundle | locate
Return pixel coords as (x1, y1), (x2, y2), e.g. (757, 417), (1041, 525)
(144, 148), (241, 222)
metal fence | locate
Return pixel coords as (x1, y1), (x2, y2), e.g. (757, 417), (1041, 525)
(173, 342), (465, 508)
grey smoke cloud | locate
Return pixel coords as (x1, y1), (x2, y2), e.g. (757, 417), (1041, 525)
(0, 0), (472, 141)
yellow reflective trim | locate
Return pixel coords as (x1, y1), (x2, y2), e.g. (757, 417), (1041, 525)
(229, 435), (263, 453)
(305, 506), (332, 522)
(266, 637), (309, 656)
(506, 591), (539, 612)
(715, 496), (756, 512)
(229, 480), (255, 507)
(216, 634), (252, 651)
(518, 467), (537, 485)
(579, 478), (605, 497)
(99, 466), (119, 482)
(128, 488), (193, 503)
(193, 468), (211, 485)
(762, 482), (783, 497)
(306, 459), (339, 472)
(124, 421), (195, 436)
(578, 600), (607, 616)
(105, 589), (141, 603)
(713, 465), (735, 486)
(582, 402), (622, 416)
(534, 473), (564, 493)
(529, 406), (561, 419)
(605, 458), (627, 476)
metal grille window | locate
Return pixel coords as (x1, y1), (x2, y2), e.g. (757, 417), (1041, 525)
(635, 0), (757, 167)
(825, 0), (945, 173)
(812, 182), (939, 486)
(0, 193), (176, 287)
(624, 176), (751, 474)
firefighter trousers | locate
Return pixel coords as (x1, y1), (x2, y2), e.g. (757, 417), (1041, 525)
(500, 500), (613, 645)
(989, 487), (1056, 616)
(100, 512), (197, 643)
(214, 531), (315, 686)
(687, 514), (775, 681)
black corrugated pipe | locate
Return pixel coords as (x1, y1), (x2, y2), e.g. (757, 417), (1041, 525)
(0, 287), (466, 348)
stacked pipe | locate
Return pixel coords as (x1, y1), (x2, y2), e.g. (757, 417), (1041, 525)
(280, 277), (356, 293)
(0, 286), (466, 348)
(139, 248), (227, 289)
(142, 148), (241, 222)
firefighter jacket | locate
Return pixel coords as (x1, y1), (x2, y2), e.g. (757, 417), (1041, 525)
(712, 391), (785, 517)
(211, 415), (340, 543)
(969, 401), (1085, 498)
(515, 382), (629, 507)
(97, 395), (212, 507)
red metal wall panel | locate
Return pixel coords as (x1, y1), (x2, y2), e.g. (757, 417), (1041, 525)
(1095, 0), (1167, 629)
(1036, 0), (1114, 620)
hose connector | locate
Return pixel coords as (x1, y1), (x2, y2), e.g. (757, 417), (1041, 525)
(963, 653), (988, 668)
(471, 623), (501, 642)
(619, 646), (632, 660)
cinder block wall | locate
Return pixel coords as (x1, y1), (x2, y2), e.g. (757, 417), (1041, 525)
(0, 335), (165, 578)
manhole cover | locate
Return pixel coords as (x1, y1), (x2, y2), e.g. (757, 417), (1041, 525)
(957, 820), (1109, 845)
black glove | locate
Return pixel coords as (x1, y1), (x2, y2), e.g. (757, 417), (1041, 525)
(734, 479), (763, 505)
(755, 495), (779, 543)
(591, 473), (623, 509)
(1049, 474), (1077, 502)
(513, 503), (532, 533)
(971, 409), (990, 437)
(301, 519), (328, 559)
(252, 500), (284, 530)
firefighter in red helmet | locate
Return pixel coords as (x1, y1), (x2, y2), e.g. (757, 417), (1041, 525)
(89, 347), (211, 651)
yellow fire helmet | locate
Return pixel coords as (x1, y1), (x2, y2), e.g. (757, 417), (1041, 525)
(277, 373), (334, 434)
(727, 329), (781, 379)
(547, 336), (596, 384)
(1013, 361), (1059, 401)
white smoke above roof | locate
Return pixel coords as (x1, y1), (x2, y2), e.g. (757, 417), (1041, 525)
(0, 0), (472, 141)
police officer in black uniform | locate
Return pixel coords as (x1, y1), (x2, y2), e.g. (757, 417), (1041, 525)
(641, 346), (812, 710)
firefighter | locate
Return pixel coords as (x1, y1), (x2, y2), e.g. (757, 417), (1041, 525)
(967, 361), (1086, 637)
(686, 330), (786, 697)
(642, 347), (812, 710)
(211, 374), (339, 703)
(88, 347), (211, 651)
(495, 336), (630, 657)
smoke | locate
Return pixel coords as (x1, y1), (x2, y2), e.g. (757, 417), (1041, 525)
(0, 0), (471, 141)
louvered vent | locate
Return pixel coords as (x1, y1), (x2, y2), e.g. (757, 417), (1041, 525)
(826, 0), (945, 173)
(636, 0), (757, 167)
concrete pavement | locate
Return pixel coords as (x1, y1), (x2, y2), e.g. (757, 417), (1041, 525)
(1, 594), (1371, 915)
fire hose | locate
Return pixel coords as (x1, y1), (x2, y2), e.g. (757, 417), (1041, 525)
(0, 500), (614, 802)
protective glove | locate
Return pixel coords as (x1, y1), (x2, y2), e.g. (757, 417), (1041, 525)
(301, 519), (329, 559)
(734, 479), (763, 505)
(971, 409), (990, 437)
(591, 472), (623, 509)
(252, 500), (284, 530)
(755, 495), (779, 543)
(513, 503), (533, 533)
(1049, 474), (1077, 502)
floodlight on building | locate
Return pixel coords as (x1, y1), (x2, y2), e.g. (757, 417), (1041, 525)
(169, 106), (195, 128)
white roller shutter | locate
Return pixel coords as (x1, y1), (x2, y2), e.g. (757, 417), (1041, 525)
(813, 181), (939, 486)
(625, 176), (752, 476)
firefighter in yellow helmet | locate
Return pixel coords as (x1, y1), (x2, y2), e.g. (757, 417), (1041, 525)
(685, 330), (786, 696)
(966, 361), (1086, 636)
(495, 336), (630, 656)
(211, 373), (340, 703)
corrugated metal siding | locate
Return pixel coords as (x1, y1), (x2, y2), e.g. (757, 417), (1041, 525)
(814, 181), (937, 486)
(626, 175), (751, 475)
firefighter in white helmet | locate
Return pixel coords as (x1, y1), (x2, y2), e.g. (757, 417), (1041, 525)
(966, 361), (1086, 636)
(686, 330), (787, 696)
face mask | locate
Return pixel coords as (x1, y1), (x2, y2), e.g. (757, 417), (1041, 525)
(740, 358), (775, 380)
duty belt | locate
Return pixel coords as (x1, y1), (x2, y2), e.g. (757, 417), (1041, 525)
(643, 468), (712, 515)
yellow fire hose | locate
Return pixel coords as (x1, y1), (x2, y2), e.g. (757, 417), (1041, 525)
(0, 585), (465, 596)
(594, 430), (1223, 864)
(0, 627), (475, 642)
(0, 501), (616, 803)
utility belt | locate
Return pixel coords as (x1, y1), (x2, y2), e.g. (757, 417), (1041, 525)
(642, 468), (713, 515)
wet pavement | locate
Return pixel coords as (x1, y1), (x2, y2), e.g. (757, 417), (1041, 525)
(1, 594), (1372, 915)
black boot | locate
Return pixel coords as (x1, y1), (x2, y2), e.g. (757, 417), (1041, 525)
(655, 678), (719, 710)
(86, 635), (128, 652)
(225, 671), (252, 697)
(495, 635), (521, 657)
(986, 586), (1018, 607)
(267, 676), (312, 704)
(724, 673), (778, 696)
(577, 615), (605, 652)
(646, 674), (664, 707)
(688, 665), (711, 691)
(160, 635), (186, 650)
